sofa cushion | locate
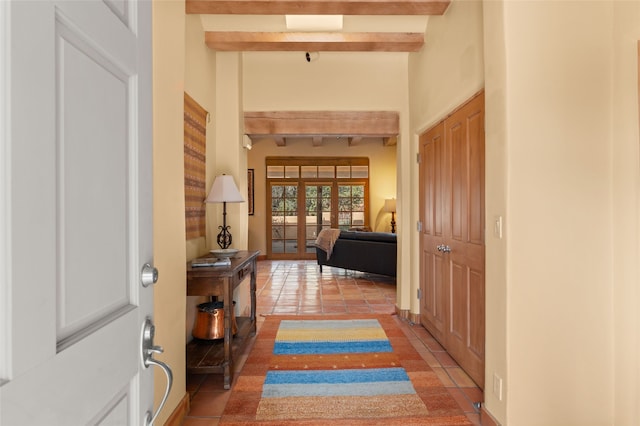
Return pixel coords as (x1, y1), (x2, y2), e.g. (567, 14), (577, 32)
(338, 231), (397, 244)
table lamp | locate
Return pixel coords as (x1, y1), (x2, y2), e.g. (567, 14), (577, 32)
(205, 174), (244, 249)
(384, 198), (396, 234)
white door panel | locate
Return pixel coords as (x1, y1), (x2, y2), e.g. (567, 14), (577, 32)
(56, 14), (132, 345)
(1, 0), (156, 424)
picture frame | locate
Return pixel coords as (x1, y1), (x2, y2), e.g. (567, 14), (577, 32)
(248, 168), (254, 215)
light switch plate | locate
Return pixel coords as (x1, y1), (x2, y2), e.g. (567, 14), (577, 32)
(494, 215), (503, 239)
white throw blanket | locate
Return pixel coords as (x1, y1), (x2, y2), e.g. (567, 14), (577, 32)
(314, 228), (341, 260)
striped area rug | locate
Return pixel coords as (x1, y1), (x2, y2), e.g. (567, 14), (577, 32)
(220, 315), (472, 425)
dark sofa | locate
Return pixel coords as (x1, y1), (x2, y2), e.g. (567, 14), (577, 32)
(315, 231), (397, 277)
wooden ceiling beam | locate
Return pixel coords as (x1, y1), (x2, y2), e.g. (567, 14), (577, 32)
(348, 136), (363, 146)
(383, 136), (397, 146)
(187, 0), (450, 15)
(205, 31), (423, 52)
(244, 111), (399, 138)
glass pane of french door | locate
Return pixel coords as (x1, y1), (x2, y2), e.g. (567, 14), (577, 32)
(271, 184), (298, 254)
(304, 184), (332, 253)
(338, 184), (365, 230)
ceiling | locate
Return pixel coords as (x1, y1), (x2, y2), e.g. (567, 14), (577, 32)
(186, 0), (450, 52)
(185, 0), (451, 146)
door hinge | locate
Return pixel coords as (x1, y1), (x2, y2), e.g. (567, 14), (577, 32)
(417, 288), (422, 299)
(416, 153), (422, 163)
(417, 221), (423, 232)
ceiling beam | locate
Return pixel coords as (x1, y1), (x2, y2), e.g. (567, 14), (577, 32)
(205, 31), (423, 52)
(244, 111), (399, 138)
(186, 0), (450, 15)
(348, 136), (363, 146)
(383, 136), (397, 146)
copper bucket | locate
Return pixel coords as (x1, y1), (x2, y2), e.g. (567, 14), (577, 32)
(192, 301), (237, 340)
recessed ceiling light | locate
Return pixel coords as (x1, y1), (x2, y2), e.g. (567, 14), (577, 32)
(285, 15), (343, 31)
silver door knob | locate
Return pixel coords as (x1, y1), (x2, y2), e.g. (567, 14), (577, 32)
(441, 245), (452, 253)
(141, 263), (159, 287)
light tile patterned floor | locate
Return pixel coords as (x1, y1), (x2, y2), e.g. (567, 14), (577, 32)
(184, 260), (483, 426)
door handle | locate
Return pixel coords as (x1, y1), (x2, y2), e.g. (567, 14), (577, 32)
(141, 263), (159, 287)
(141, 317), (173, 426)
(436, 244), (452, 253)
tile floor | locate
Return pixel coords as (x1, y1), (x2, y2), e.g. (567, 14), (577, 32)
(183, 260), (483, 426)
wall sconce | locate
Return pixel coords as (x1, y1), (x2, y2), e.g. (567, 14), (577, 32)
(205, 174), (244, 249)
(384, 198), (396, 234)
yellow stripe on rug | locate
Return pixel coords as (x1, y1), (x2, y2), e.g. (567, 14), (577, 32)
(275, 327), (388, 342)
(256, 394), (429, 421)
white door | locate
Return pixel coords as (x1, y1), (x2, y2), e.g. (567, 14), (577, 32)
(0, 0), (156, 425)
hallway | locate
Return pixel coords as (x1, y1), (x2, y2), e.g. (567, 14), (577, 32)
(183, 260), (483, 425)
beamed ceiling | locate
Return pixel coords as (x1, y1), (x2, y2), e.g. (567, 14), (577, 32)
(186, 0), (450, 146)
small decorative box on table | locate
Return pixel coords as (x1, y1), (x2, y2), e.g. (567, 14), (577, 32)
(186, 250), (259, 389)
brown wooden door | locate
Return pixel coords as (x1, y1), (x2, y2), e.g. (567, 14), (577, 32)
(443, 92), (485, 388)
(419, 122), (447, 343)
(419, 91), (485, 389)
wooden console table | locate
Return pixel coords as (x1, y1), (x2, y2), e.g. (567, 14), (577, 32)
(186, 250), (259, 389)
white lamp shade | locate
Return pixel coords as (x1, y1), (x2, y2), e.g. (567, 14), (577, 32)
(205, 174), (244, 203)
(384, 198), (396, 213)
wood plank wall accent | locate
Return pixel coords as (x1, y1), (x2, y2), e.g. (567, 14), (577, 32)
(184, 93), (208, 240)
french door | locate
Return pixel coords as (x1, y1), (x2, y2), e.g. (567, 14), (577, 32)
(268, 180), (367, 259)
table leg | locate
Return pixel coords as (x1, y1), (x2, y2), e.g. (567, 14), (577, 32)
(250, 258), (257, 335)
(223, 276), (232, 389)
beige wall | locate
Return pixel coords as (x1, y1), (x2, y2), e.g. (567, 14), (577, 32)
(246, 137), (398, 256)
(410, 0), (640, 424)
(483, 1), (639, 424)
(213, 52), (249, 252)
(184, 15), (219, 342)
(151, 1), (186, 425)
(497, 2), (613, 424)
(185, 14), (217, 260)
(611, 3), (640, 424)
(481, 1), (508, 422)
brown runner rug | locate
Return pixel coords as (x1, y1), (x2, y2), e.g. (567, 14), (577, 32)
(220, 314), (472, 425)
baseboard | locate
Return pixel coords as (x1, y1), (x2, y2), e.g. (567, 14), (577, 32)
(394, 307), (421, 326)
(163, 392), (190, 426)
(395, 306), (409, 319)
(257, 254), (268, 261)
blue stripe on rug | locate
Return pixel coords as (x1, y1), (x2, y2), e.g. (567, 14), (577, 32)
(273, 339), (392, 355)
(264, 367), (409, 384)
(262, 380), (416, 398)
